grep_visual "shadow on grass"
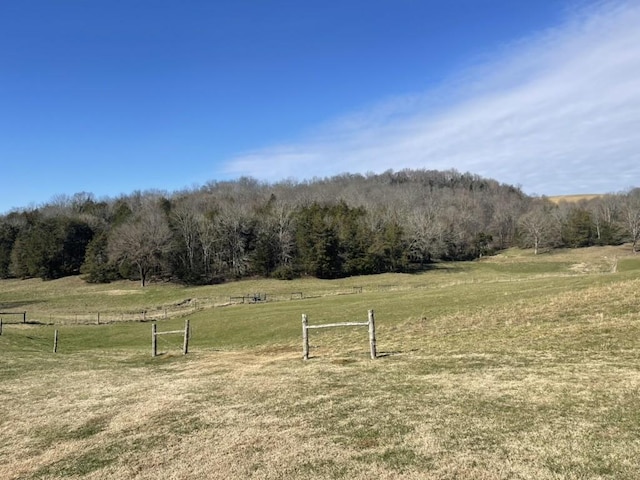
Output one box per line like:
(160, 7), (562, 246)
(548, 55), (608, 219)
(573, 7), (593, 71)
(303, 350), (410, 361)
(376, 350), (409, 358)
(0, 300), (44, 310)
(404, 262), (460, 274)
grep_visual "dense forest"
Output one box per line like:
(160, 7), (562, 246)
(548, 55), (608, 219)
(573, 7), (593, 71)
(0, 169), (638, 286)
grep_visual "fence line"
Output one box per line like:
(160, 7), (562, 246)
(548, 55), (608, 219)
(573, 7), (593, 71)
(8, 285), (372, 326)
(0, 311), (27, 323)
(302, 310), (377, 360)
(229, 293), (267, 304)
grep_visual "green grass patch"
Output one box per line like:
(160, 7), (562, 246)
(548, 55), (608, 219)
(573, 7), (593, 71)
(618, 256), (640, 272)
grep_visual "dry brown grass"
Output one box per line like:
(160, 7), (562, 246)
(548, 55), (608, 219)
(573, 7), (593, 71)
(2, 339), (639, 479)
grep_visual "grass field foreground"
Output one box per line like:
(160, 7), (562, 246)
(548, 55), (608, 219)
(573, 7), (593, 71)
(1, 245), (639, 479)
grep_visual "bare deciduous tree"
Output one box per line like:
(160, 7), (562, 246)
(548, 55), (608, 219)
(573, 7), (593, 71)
(620, 189), (640, 252)
(108, 207), (172, 286)
(406, 204), (444, 263)
(518, 205), (558, 255)
(171, 199), (200, 273)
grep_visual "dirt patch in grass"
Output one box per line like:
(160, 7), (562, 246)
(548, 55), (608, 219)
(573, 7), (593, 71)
(104, 289), (144, 296)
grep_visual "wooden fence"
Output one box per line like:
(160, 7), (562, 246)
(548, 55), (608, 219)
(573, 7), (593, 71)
(0, 321), (59, 352)
(152, 320), (190, 357)
(4, 286), (370, 326)
(230, 293), (267, 304)
(302, 309), (377, 360)
(0, 311), (27, 323)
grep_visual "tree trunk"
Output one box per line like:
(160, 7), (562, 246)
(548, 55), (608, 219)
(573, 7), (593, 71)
(139, 263), (147, 287)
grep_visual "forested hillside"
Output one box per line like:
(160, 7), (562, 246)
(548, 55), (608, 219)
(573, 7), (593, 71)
(0, 169), (638, 285)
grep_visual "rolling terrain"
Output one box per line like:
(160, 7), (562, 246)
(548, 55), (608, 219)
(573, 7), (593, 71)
(1, 245), (639, 479)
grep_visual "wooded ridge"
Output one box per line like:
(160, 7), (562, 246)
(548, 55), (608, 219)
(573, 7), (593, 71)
(1, 169), (638, 285)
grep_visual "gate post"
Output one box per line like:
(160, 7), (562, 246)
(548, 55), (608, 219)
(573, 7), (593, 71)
(302, 314), (309, 360)
(152, 324), (157, 357)
(183, 319), (190, 355)
(368, 310), (377, 359)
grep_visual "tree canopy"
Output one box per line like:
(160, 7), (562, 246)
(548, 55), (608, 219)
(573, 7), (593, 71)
(0, 170), (636, 285)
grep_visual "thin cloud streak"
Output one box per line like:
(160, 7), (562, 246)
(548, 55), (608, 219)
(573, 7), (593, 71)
(222, 1), (640, 195)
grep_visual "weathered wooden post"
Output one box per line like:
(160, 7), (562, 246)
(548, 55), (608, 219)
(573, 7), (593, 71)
(152, 324), (157, 357)
(302, 314), (309, 360)
(183, 319), (190, 355)
(97, 312), (100, 325)
(23, 311), (27, 323)
(0, 318), (3, 335)
(53, 329), (59, 353)
(368, 309), (377, 359)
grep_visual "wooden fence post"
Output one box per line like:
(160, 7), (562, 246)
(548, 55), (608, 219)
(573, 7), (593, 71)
(302, 314), (309, 360)
(53, 330), (59, 353)
(97, 312), (100, 325)
(368, 309), (377, 359)
(152, 324), (157, 357)
(23, 311), (27, 323)
(0, 318), (3, 336)
(183, 319), (190, 355)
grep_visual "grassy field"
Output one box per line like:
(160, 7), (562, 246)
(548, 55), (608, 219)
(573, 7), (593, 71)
(1, 245), (639, 479)
(547, 194), (603, 204)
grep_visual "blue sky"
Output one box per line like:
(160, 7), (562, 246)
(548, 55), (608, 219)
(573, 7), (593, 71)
(1, 0), (639, 214)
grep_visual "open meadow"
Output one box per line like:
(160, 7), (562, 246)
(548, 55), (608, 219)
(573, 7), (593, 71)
(1, 245), (640, 479)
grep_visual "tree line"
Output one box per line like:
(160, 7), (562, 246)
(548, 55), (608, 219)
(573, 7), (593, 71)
(0, 169), (638, 286)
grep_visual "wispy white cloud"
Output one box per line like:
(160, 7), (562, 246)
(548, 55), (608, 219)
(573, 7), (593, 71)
(222, 0), (640, 195)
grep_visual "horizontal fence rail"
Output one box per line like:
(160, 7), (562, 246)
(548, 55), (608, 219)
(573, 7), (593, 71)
(306, 321), (369, 329)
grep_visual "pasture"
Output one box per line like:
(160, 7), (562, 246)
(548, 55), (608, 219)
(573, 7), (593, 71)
(1, 245), (639, 479)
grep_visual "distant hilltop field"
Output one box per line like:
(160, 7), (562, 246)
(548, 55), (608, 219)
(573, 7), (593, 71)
(548, 194), (603, 204)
